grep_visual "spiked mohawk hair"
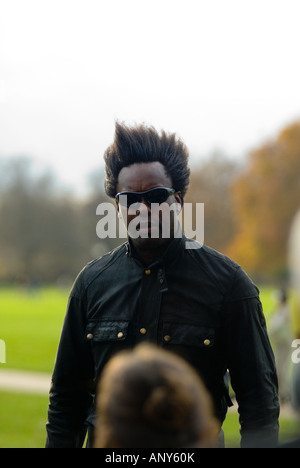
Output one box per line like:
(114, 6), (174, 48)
(104, 122), (190, 198)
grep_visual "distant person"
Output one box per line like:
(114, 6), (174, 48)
(269, 289), (293, 402)
(280, 362), (300, 448)
(46, 122), (279, 448)
(94, 343), (220, 448)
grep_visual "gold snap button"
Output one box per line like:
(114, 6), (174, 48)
(86, 333), (94, 340)
(164, 335), (171, 342)
(204, 339), (211, 346)
(140, 328), (147, 335)
(145, 269), (151, 275)
(117, 332), (124, 339)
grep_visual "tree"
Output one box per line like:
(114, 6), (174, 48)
(0, 157), (89, 283)
(185, 152), (240, 254)
(0, 156), (121, 283)
(227, 120), (300, 281)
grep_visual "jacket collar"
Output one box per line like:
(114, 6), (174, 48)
(126, 229), (187, 268)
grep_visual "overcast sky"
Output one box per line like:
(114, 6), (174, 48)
(1, 0), (300, 195)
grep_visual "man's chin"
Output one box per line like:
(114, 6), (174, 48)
(130, 235), (172, 250)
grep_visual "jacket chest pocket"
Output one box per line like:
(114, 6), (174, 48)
(84, 320), (129, 343)
(162, 322), (215, 348)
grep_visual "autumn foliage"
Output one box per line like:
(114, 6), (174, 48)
(186, 120), (300, 282)
(227, 121), (300, 280)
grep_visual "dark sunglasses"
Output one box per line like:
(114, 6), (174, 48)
(115, 187), (176, 208)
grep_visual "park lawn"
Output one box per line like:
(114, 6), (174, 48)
(0, 287), (68, 373)
(222, 407), (299, 448)
(0, 391), (49, 448)
(0, 390), (298, 448)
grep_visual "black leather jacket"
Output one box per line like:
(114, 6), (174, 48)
(46, 236), (279, 448)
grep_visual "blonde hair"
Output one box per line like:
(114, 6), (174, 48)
(94, 344), (219, 448)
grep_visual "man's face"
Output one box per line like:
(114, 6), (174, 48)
(116, 162), (182, 250)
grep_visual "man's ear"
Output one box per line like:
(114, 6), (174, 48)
(174, 191), (183, 215)
(175, 191), (183, 207)
(174, 191), (181, 203)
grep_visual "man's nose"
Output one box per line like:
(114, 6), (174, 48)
(136, 198), (151, 215)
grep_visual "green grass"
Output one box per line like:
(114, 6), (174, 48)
(0, 390), (298, 448)
(222, 408), (300, 448)
(0, 287), (68, 372)
(0, 287), (68, 447)
(0, 391), (49, 448)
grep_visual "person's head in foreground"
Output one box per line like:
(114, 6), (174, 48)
(94, 343), (220, 448)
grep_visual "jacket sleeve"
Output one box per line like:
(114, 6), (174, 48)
(223, 268), (280, 448)
(46, 279), (95, 448)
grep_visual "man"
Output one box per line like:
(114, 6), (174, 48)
(280, 361), (300, 448)
(46, 122), (279, 448)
